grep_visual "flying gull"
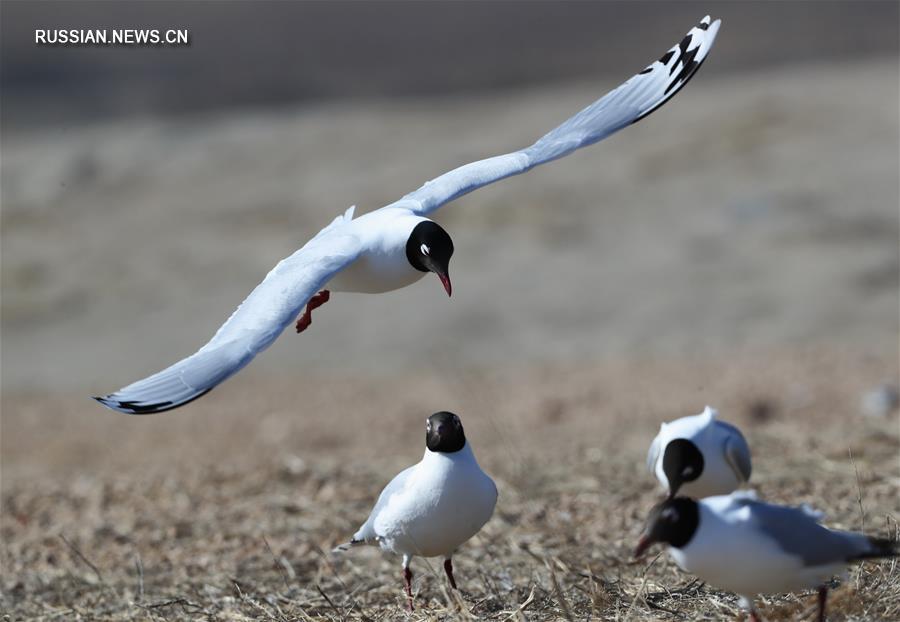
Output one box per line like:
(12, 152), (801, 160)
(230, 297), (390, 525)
(96, 16), (721, 414)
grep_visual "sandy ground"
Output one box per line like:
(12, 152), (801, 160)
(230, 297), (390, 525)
(2, 57), (899, 620)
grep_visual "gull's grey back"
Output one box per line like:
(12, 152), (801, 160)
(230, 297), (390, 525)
(739, 498), (870, 567)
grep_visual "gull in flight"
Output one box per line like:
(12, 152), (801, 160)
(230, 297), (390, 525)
(647, 406), (752, 498)
(96, 16), (721, 414)
(334, 412), (497, 610)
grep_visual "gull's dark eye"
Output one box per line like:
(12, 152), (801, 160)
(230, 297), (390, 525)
(420, 243), (430, 256)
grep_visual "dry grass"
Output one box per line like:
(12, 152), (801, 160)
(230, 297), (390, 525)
(2, 349), (899, 621)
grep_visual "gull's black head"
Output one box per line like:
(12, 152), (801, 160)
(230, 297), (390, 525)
(662, 438), (704, 497)
(425, 411), (466, 453)
(634, 496), (699, 557)
(406, 221), (454, 296)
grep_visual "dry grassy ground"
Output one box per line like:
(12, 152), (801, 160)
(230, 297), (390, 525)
(3, 349), (898, 621)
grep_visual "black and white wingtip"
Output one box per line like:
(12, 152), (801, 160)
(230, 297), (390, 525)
(93, 389), (212, 415)
(93, 338), (253, 414)
(633, 15), (721, 124)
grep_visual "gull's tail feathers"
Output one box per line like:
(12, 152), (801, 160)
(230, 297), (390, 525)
(853, 535), (899, 561)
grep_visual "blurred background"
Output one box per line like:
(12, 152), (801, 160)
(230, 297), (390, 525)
(2, 1), (898, 618)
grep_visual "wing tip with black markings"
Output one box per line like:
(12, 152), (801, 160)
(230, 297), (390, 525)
(93, 388), (212, 415)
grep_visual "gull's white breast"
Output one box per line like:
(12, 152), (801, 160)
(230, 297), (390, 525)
(328, 208), (428, 293)
(373, 444), (497, 558)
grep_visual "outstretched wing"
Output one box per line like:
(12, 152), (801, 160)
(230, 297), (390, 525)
(95, 223), (362, 414)
(399, 16), (720, 216)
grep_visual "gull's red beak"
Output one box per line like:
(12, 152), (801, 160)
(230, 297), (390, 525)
(634, 535), (653, 558)
(437, 272), (452, 297)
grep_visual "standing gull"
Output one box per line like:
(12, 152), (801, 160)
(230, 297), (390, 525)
(647, 406), (752, 498)
(95, 16), (721, 414)
(635, 492), (897, 621)
(335, 412), (497, 610)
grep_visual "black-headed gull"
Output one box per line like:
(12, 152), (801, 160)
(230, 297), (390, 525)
(647, 406), (752, 498)
(95, 16), (721, 414)
(635, 492), (898, 622)
(336, 412), (497, 610)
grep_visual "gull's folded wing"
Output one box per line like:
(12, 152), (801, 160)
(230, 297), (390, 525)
(738, 499), (872, 567)
(722, 427), (753, 483)
(401, 16), (720, 216)
(353, 465), (416, 543)
(95, 229), (362, 414)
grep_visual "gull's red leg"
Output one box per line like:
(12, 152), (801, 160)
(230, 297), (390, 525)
(443, 558), (458, 589)
(295, 290), (331, 333)
(404, 567), (414, 611)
